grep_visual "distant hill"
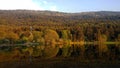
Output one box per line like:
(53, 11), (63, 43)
(0, 10), (120, 26)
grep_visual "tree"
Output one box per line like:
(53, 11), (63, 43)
(32, 31), (43, 42)
(117, 34), (120, 42)
(98, 34), (107, 42)
(42, 29), (59, 58)
(0, 31), (6, 40)
(0, 31), (6, 43)
(61, 30), (69, 40)
(28, 32), (34, 42)
(6, 32), (19, 44)
(98, 34), (108, 57)
(76, 29), (84, 41)
(20, 31), (34, 43)
(44, 29), (59, 46)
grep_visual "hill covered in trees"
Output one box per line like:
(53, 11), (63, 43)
(0, 10), (120, 60)
(0, 10), (120, 42)
(0, 10), (120, 26)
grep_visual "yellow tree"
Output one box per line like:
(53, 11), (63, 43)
(6, 32), (19, 44)
(98, 34), (108, 58)
(0, 31), (6, 40)
(0, 31), (6, 43)
(42, 29), (59, 58)
(32, 31), (44, 43)
(44, 29), (59, 46)
(20, 31), (34, 43)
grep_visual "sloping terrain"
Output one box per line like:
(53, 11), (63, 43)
(0, 10), (120, 26)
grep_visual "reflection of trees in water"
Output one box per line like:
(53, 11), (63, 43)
(70, 44), (85, 58)
(98, 43), (108, 58)
(42, 45), (59, 58)
(84, 44), (98, 59)
(108, 44), (120, 60)
(0, 42), (119, 61)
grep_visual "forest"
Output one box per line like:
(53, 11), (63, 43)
(0, 10), (120, 62)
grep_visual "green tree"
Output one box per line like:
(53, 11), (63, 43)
(32, 31), (45, 45)
(61, 30), (69, 40)
(20, 31), (34, 43)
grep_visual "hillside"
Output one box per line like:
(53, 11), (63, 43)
(0, 10), (120, 26)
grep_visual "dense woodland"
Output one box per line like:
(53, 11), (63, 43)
(0, 10), (120, 42)
(0, 10), (120, 60)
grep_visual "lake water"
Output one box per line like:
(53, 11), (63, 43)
(0, 43), (120, 68)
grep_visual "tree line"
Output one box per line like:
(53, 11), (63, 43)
(0, 22), (120, 44)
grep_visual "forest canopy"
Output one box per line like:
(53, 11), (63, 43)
(0, 10), (120, 43)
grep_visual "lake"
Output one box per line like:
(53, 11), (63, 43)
(0, 42), (120, 68)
